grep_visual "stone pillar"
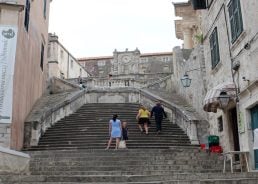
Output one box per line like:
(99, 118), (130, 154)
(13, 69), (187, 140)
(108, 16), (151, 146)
(188, 121), (200, 145)
(183, 27), (194, 49)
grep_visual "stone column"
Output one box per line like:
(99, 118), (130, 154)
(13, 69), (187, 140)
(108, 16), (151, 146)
(183, 27), (194, 49)
(188, 120), (200, 145)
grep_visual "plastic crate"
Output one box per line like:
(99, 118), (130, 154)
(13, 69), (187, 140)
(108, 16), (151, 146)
(210, 145), (223, 153)
(208, 135), (219, 144)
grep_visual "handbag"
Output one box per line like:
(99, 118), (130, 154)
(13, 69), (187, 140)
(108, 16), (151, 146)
(118, 140), (126, 149)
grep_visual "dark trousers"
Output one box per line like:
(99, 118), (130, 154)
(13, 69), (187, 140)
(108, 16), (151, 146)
(155, 118), (162, 131)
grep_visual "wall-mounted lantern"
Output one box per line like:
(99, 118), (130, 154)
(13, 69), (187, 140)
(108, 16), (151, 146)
(218, 91), (230, 109)
(181, 73), (192, 88)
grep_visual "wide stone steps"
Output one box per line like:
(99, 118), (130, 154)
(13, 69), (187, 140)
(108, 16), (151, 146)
(28, 103), (191, 150)
(2, 172), (258, 183)
(13, 103), (257, 184)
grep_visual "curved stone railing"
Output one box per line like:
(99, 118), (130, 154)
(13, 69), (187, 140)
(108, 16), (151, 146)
(24, 86), (201, 148)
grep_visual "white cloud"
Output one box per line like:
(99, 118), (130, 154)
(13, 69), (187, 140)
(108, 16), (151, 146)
(49, 0), (184, 57)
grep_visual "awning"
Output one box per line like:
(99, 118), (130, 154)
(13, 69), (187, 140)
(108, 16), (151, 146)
(203, 82), (236, 113)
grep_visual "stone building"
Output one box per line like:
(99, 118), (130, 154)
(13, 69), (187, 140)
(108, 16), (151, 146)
(174, 0), (258, 170)
(200, 0), (258, 170)
(48, 33), (89, 80)
(78, 48), (173, 78)
(0, 0), (51, 150)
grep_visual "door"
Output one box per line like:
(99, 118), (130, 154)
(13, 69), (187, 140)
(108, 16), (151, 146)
(251, 105), (258, 169)
(229, 108), (240, 152)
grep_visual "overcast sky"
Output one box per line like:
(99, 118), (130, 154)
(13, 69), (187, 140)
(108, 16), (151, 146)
(49, 0), (187, 58)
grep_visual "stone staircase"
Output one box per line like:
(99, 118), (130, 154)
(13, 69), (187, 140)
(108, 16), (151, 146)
(28, 103), (191, 150)
(1, 103), (258, 184)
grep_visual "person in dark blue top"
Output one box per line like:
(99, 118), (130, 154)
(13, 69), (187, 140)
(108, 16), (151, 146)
(151, 101), (167, 134)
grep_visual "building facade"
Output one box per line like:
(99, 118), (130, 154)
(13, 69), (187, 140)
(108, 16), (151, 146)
(174, 0), (258, 170)
(0, 0), (51, 150)
(48, 33), (89, 80)
(200, 0), (258, 170)
(78, 48), (173, 77)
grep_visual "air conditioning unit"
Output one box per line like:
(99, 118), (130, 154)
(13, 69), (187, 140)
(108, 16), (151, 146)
(191, 0), (207, 10)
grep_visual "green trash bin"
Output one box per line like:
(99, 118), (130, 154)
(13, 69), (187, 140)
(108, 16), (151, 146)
(208, 135), (219, 147)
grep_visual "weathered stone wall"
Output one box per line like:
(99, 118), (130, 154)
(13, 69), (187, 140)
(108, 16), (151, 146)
(0, 124), (11, 148)
(0, 146), (30, 174)
(171, 46), (207, 120)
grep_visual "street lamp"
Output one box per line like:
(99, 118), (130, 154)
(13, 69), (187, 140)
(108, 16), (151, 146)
(181, 73), (192, 87)
(218, 91), (230, 109)
(180, 67), (204, 88)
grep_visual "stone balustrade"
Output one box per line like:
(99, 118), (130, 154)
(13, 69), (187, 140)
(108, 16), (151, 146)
(24, 86), (201, 149)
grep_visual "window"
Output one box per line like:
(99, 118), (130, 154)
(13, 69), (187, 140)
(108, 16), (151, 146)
(43, 0), (47, 19)
(24, 0), (31, 32)
(209, 27), (220, 69)
(40, 44), (44, 71)
(228, 0), (243, 43)
(70, 60), (73, 68)
(162, 57), (169, 62)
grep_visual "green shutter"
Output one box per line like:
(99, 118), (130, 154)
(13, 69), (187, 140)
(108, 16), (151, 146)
(214, 28), (220, 66)
(210, 28), (220, 69)
(228, 0), (243, 43)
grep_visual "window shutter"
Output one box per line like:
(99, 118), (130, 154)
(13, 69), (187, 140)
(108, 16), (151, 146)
(210, 33), (215, 68)
(228, 2), (236, 42)
(214, 29), (220, 66)
(210, 28), (220, 69)
(228, 0), (243, 43)
(235, 0), (243, 36)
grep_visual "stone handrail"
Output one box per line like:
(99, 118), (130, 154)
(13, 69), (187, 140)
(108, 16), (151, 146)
(145, 75), (172, 88)
(139, 89), (200, 144)
(24, 90), (86, 148)
(24, 87), (201, 148)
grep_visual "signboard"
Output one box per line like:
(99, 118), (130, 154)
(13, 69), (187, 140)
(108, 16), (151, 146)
(0, 26), (18, 123)
(238, 111), (245, 134)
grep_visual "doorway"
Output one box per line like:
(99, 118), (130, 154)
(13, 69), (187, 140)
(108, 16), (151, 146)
(251, 105), (258, 169)
(228, 107), (240, 152)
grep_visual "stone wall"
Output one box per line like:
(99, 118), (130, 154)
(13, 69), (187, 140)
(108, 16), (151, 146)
(0, 124), (10, 148)
(0, 146), (30, 174)
(171, 46), (208, 120)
